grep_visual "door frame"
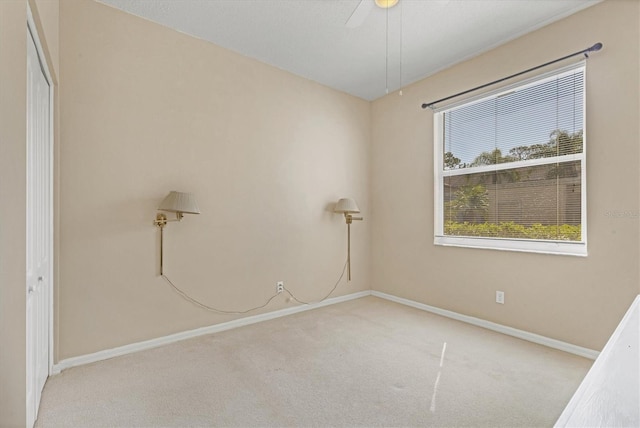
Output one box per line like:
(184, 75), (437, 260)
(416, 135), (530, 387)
(26, 2), (54, 377)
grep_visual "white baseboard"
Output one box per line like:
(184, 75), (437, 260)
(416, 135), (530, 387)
(371, 291), (599, 360)
(52, 290), (371, 374)
(53, 288), (599, 374)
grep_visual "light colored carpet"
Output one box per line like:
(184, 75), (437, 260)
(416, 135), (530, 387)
(36, 296), (591, 427)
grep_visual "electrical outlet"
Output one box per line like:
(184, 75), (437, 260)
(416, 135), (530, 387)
(277, 281), (284, 294)
(496, 291), (505, 304)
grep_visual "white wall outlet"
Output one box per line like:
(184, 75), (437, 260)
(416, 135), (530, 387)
(496, 290), (505, 304)
(277, 281), (284, 294)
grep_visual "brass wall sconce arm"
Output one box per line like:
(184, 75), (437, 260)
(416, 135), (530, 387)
(154, 211), (186, 228)
(344, 213), (363, 224)
(334, 198), (363, 281)
(154, 191), (200, 275)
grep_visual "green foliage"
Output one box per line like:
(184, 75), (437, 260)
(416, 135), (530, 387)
(448, 130), (584, 168)
(470, 148), (516, 166)
(507, 130), (583, 160)
(442, 129), (584, 243)
(446, 184), (489, 223)
(444, 152), (461, 169)
(549, 130), (584, 156)
(469, 148), (520, 183)
(446, 130), (584, 184)
(444, 221), (581, 241)
(508, 144), (552, 160)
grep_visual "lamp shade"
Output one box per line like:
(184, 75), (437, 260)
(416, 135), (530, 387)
(334, 198), (360, 214)
(158, 191), (201, 214)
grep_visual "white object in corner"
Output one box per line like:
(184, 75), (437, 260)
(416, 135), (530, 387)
(555, 295), (640, 427)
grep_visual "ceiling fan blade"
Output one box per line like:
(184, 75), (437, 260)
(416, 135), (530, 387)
(345, 0), (374, 28)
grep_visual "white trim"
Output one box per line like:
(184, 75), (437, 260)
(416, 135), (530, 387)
(27, 7), (53, 86)
(442, 153), (584, 177)
(433, 112), (444, 238)
(371, 291), (599, 360)
(434, 235), (587, 257)
(27, 3), (55, 378)
(52, 289), (599, 375)
(52, 290), (371, 374)
(579, 64), (588, 254)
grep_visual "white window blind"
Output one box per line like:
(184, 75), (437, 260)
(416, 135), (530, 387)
(434, 64), (586, 256)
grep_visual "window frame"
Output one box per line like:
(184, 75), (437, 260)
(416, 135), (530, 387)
(433, 63), (587, 257)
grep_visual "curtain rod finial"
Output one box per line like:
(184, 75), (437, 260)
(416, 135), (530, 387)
(590, 42), (603, 52)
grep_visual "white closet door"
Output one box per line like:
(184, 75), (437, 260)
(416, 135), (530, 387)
(26, 24), (52, 428)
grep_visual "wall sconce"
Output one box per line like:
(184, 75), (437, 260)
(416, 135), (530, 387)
(153, 191), (200, 275)
(334, 198), (363, 281)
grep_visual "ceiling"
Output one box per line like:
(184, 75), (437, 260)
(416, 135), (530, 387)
(96, 0), (600, 101)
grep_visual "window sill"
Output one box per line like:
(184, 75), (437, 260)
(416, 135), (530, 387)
(434, 235), (587, 257)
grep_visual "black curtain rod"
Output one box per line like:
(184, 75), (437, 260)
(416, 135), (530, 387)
(421, 42), (603, 110)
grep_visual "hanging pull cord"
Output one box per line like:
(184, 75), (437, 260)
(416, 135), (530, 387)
(161, 259), (348, 315)
(385, 5), (389, 94)
(398, 0), (403, 96)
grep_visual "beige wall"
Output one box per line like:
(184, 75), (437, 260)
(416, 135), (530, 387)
(0, 0), (58, 426)
(58, 0), (371, 360)
(0, 3), (28, 424)
(371, 0), (640, 351)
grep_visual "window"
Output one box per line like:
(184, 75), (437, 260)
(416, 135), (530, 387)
(434, 64), (586, 256)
